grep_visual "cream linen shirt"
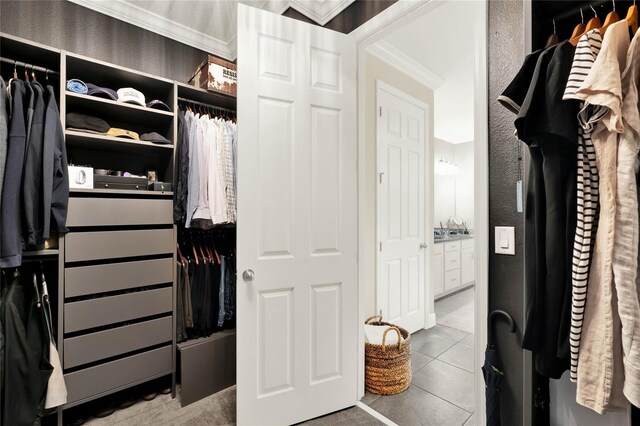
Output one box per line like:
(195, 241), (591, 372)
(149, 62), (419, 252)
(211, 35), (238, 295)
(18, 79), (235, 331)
(574, 20), (630, 414)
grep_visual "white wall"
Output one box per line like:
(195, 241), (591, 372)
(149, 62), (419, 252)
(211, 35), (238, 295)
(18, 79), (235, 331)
(455, 141), (474, 227)
(550, 375), (630, 426)
(434, 139), (474, 229)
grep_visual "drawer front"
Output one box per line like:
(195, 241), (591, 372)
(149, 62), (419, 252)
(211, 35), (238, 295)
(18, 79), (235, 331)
(461, 238), (474, 249)
(65, 258), (173, 298)
(64, 317), (172, 369)
(179, 331), (236, 406)
(65, 229), (173, 262)
(433, 242), (444, 254)
(67, 197), (173, 227)
(444, 241), (461, 252)
(65, 287), (172, 333)
(65, 345), (172, 404)
(444, 269), (461, 292)
(444, 251), (460, 271)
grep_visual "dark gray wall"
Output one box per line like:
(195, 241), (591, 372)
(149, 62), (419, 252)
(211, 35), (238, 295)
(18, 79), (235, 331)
(488, 1), (527, 425)
(0, 0), (208, 83)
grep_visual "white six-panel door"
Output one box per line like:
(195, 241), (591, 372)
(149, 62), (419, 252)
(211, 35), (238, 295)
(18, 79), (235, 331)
(377, 81), (428, 334)
(237, 5), (358, 425)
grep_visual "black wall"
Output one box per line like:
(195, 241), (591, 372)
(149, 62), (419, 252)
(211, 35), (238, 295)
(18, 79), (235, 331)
(0, 0), (208, 83)
(488, 1), (527, 425)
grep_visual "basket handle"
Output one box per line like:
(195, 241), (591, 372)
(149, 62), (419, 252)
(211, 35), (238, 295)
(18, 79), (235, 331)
(365, 315), (383, 324)
(381, 327), (402, 352)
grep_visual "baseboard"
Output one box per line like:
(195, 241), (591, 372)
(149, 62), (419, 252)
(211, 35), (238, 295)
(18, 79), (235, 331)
(356, 401), (399, 426)
(426, 313), (437, 329)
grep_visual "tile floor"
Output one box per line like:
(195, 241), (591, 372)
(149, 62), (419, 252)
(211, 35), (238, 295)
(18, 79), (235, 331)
(364, 287), (476, 426)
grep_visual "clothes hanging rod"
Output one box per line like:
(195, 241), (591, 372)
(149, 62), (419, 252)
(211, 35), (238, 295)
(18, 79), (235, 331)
(545, 0), (613, 23)
(0, 56), (59, 76)
(177, 96), (236, 113)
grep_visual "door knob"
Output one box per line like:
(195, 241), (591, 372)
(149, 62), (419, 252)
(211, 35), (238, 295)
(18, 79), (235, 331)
(420, 243), (428, 249)
(242, 269), (255, 281)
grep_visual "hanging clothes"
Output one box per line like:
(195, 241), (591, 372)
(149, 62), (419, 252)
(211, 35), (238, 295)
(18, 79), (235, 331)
(0, 79), (8, 231)
(573, 20), (630, 414)
(562, 28), (603, 384)
(1, 79), (28, 268)
(177, 105), (237, 228)
(501, 39), (579, 380)
(1, 269), (52, 426)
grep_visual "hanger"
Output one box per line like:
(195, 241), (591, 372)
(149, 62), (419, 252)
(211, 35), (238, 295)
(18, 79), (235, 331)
(545, 19), (559, 48)
(12, 60), (17, 80)
(31, 64), (37, 82)
(571, 8), (587, 39)
(600, 0), (620, 36)
(45, 69), (49, 83)
(627, 0), (639, 34)
(572, 4), (602, 45)
(191, 235), (200, 265)
(23, 63), (29, 81)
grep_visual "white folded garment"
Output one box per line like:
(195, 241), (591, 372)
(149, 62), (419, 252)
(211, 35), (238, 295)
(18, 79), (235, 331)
(364, 324), (403, 346)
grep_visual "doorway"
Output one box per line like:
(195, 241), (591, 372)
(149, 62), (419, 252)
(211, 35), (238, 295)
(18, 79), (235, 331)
(357, 1), (488, 425)
(376, 80), (429, 334)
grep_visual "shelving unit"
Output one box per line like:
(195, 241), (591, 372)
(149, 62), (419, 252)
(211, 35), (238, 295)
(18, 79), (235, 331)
(1, 31), (238, 423)
(61, 47), (178, 419)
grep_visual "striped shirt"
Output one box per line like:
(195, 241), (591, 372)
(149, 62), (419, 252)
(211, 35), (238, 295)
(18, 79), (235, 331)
(562, 29), (605, 383)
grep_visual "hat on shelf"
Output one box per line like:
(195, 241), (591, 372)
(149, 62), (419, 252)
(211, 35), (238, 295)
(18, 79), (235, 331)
(86, 83), (118, 101)
(117, 87), (146, 107)
(66, 79), (88, 95)
(66, 113), (110, 133)
(140, 132), (171, 144)
(146, 100), (171, 111)
(107, 127), (140, 140)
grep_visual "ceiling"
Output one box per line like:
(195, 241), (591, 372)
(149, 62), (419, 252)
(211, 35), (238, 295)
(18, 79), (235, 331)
(374, 0), (481, 144)
(67, 0), (356, 60)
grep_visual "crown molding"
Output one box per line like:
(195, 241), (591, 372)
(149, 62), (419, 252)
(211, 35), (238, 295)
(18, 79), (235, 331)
(289, 0), (356, 26)
(367, 40), (445, 90)
(68, 0), (236, 59)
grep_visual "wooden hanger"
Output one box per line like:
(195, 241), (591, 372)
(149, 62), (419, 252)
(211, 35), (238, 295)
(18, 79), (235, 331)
(572, 5), (602, 45)
(627, 0), (639, 34)
(571, 8), (586, 39)
(545, 19), (559, 48)
(600, 0), (620, 36)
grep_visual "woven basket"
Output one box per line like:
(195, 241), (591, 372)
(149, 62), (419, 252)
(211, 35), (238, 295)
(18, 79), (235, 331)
(364, 316), (412, 395)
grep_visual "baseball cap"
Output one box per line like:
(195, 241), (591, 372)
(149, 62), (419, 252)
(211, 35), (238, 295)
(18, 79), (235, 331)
(140, 132), (171, 144)
(66, 113), (110, 133)
(117, 87), (146, 107)
(107, 127), (140, 140)
(146, 100), (171, 111)
(86, 83), (118, 101)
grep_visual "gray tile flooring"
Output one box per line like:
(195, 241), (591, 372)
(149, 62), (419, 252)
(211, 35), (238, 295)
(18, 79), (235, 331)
(364, 287), (476, 426)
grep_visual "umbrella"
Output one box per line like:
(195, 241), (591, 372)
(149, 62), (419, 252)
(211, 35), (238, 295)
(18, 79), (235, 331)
(483, 310), (516, 426)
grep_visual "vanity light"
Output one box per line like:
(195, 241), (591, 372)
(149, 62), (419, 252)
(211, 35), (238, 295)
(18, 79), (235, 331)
(434, 157), (459, 176)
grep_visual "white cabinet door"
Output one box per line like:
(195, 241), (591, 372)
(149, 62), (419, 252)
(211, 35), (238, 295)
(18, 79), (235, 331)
(237, 4), (357, 425)
(461, 247), (475, 284)
(376, 82), (428, 334)
(433, 250), (444, 297)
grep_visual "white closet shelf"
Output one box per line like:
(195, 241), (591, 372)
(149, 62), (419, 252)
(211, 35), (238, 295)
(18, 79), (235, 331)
(65, 130), (173, 152)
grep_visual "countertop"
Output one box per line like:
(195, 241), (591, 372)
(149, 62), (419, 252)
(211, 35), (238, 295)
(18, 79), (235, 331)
(433, 234), (474, 244)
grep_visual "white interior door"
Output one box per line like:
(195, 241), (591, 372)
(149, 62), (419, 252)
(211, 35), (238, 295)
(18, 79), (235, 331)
(377, 81), (427, 334)
(237, 5), (357, 425)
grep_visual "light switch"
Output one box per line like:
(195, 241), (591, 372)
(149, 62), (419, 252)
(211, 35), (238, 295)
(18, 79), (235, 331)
(495, 226), (515, 255)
